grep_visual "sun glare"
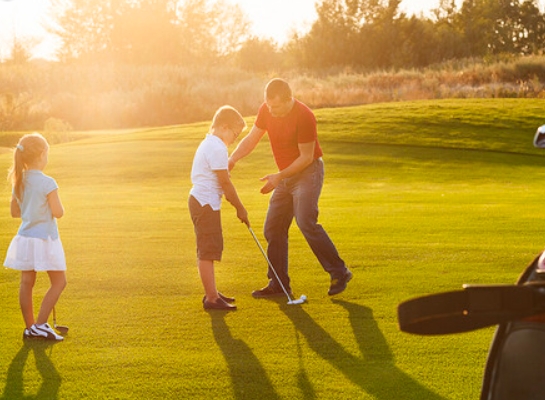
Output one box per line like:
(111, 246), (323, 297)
(0, 0), (53, 60)
(228, 0), (318, 44)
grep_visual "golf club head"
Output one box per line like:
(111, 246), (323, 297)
(288, 295), (307, 305)
(55, 325), (69, 335)
(398, 283), (545, 335)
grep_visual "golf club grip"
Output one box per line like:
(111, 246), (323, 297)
(398, 284), (545, 335)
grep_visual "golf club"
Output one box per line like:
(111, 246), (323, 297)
(53, 307), (69, 335)
(398, 283), (545, 335)
(248, 226), (307, 305)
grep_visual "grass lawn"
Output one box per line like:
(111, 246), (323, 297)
(1, 98), (544, 399)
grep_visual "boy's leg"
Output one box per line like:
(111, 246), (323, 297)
(198, 258), (236, 309)
(198, 259), (219, 302)
(189, 195), (227, 304)
(36, 271), (67, 325)
(20, 271), (37, 329)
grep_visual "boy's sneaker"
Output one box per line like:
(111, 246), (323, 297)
(328, 270), (353, 295)
(252, 285), (292, 298)
(202, 292), (235, 304)
(203, 297), (237, 311)
(30, 323), (64, 341)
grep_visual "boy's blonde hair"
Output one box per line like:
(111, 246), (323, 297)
(211, 105), (247, 131)
(8, 133), (49, 201)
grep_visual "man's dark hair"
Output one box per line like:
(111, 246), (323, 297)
(265, 78), (292, 101)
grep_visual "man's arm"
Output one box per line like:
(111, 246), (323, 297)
(228, 125), (266, 171)
(215, 169), (250, 226)
(259, 141), (315, 194)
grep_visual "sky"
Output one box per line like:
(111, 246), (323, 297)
(0, 0), (508, 61)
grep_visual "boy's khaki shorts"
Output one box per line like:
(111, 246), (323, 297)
(189, 195), (223, 261)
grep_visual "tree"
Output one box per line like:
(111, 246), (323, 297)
(236, 37), (281, 72)
(211, 0), (251, 57)
(300, 0), (365, 68)
(4, 37), (34, 65)
(517, 0), (545, 54)
(50, 0), (250, 65)
(430, 0), (467, 61)
(110, 0), (180, 64)
(392, 16), (438, 68)
(363, 0), (403, 68)
(176, 0), (250, 64)
(298, 0), (406, 69)
(495, 0), (545, 55)
(454, 0), (545, 57)
(49, 0), (115, 62)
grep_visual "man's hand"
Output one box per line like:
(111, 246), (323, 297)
(260, 173), (282, 194)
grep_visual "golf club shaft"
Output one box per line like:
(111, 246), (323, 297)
(248, 227), (294, 302)
(52, 306), (69, 334)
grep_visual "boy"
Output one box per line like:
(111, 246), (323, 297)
(189, 105), (249, 310)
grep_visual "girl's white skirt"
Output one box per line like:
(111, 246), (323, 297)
(4, 235), (66, 271)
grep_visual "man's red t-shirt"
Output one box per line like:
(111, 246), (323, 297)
(255, 99), (323, 171)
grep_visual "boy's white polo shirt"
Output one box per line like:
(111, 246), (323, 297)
(189, 134), (228, 211)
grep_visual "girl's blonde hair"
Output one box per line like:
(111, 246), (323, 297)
(8, 133), (49, 201)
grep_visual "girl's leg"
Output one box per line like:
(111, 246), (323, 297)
(198, 259), (219, 302)
(20, 271), (37, 329)
(35, 271), (67, 325)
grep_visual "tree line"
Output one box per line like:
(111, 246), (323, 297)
(298, 0), (545, 70)
(4, 0), (545, 71)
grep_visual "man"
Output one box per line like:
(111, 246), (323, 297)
(229, 78), (352, 297)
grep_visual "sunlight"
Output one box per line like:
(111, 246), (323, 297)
(228, 0), (317, 44)
(0, 0), (53, 60)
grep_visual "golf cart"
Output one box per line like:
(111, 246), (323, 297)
(398, 253), (545, 400)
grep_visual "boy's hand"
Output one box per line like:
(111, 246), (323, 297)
(237, 207), (250, 227)
(228, 158), (236, 171)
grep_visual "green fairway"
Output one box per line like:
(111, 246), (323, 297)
(1, 99), (544, 399)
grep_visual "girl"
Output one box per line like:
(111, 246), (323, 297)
(4, 133), (67, 341)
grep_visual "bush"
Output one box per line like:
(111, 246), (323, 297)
(1, 56), (545, 131)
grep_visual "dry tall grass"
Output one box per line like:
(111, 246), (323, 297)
(1, 55), (544, 131)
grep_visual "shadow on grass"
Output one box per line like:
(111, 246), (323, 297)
(281, 299), (445, 400)
(210, 313), (281, 400)
(2, 341), (62, 399)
